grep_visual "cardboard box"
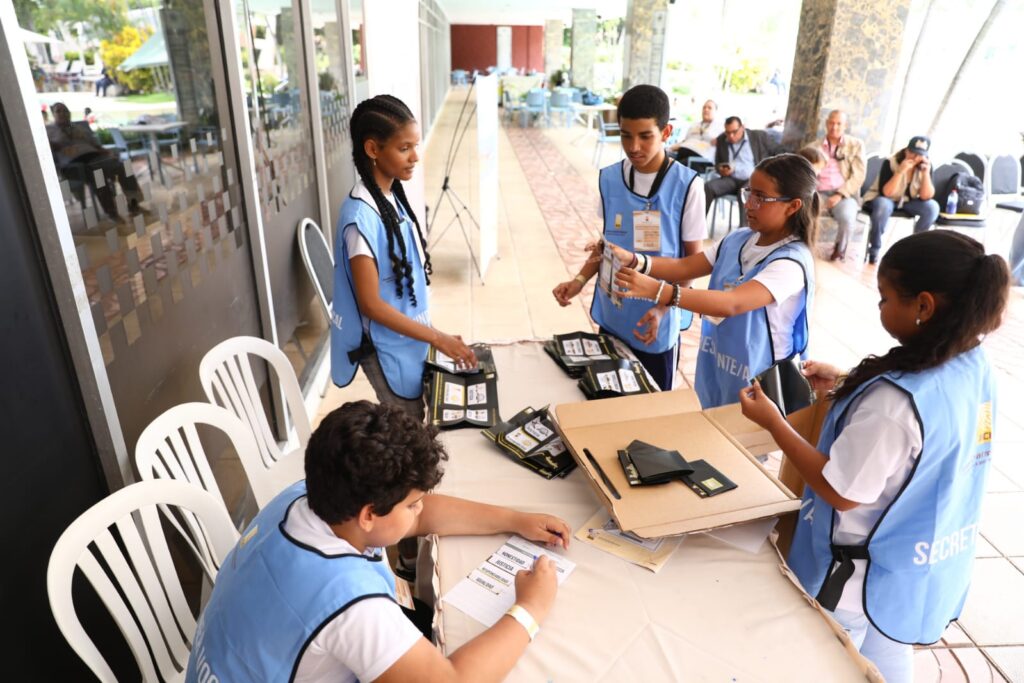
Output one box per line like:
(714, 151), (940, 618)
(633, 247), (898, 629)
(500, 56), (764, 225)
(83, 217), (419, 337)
(555, 389), (803, 538)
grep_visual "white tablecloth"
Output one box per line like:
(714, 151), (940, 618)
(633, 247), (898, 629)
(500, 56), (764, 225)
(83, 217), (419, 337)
(428, 342), (878, 682)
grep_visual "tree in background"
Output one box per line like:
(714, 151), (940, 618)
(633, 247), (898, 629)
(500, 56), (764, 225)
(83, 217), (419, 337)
(100, 25), (155, 93)
(15, 0), (128, 38)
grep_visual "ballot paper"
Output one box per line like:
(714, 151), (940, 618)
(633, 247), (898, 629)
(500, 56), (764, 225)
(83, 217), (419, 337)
(441, 536), (576, 627)
(574, 508), (684, 573)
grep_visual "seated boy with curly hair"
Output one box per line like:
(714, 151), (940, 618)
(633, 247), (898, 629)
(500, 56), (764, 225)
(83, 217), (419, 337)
(187, 400), (569, 682)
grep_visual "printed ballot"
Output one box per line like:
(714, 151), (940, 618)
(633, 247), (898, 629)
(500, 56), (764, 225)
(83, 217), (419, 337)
(427, 370), (499, 429)
(442, 536), (576, 628)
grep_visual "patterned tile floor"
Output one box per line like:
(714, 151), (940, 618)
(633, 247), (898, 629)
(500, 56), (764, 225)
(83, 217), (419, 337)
(318, 89), (1024, 682)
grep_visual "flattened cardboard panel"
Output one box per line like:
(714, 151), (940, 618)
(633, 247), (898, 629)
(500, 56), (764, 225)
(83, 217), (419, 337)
(556, 391), (800, 537)
(556, 389), (701, 429)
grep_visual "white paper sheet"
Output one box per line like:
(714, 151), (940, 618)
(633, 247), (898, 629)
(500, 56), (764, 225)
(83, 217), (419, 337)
(700, 517), (778, 554)
(441, 536), (576, 627)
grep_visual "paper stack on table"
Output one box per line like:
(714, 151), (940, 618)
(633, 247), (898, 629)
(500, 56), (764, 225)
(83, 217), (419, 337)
(574, 508), (684, 573)
(441, 536), (576, 627)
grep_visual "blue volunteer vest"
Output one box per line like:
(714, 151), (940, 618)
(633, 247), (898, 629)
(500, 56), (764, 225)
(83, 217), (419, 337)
(185, 481), (397, 682)
(331, 191), (430, 399)
(789, 345), (994, 644)
(592, 159), (698, 354)
(694, 228), (814, 408)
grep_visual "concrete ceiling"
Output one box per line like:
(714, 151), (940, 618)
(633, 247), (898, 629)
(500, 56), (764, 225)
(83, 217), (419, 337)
(437, 0), (628, 25)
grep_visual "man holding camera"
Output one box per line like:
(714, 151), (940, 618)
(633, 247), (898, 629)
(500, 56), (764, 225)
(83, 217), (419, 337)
(706, 116), (782, 226)
(862, 135), (938, 264)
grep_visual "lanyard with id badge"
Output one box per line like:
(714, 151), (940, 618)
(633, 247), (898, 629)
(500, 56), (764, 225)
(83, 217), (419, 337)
(628, 155), (672, 253)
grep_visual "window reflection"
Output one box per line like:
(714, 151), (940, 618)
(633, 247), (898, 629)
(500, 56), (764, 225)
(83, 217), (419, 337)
(349, 0), (368, 102)
(31, 0), (245, 365)
(238, 0), (314, 221)
(311, 0), (352, 231)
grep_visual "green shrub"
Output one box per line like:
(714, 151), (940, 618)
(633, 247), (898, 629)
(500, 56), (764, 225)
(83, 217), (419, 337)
(64, 50), (80, 61)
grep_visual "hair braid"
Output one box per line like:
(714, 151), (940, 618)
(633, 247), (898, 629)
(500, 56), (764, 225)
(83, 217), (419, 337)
(349, 95), (423, 306)
(392, 181), (433, 280)
(832, 231), (1009, 401)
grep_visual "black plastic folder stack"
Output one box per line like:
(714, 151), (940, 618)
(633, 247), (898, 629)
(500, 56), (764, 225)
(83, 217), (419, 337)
(544, 332), (621, 378)
(425, 344), (497, 376)
(481, 407), (577, 479)
(425, 343), (499, 429)
(577, 359), (655, 400)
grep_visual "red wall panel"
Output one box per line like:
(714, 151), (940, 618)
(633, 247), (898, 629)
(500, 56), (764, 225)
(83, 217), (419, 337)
(450, 24), (546, 74)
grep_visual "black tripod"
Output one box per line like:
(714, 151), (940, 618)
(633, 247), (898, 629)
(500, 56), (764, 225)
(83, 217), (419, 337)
(427, 76), (484, 278)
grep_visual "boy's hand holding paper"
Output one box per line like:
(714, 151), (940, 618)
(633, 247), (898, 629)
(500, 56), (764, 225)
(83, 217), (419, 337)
(512, 512), (571, 550)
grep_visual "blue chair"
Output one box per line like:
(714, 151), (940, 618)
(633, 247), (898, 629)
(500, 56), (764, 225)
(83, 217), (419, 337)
(501, 89), (525, 127)
(592, 116), (621, 167)
(524, 88), (549, 127)
(549, 90), (573, 128)
(451, 69), (468, 86)
(109, 128), (152, 177)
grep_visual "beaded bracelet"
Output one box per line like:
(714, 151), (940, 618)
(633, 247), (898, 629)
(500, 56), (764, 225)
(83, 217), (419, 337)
(670, 283), (682, 308)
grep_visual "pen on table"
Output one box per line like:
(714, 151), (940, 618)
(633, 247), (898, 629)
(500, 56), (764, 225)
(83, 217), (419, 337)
(583, 447), (621, 500)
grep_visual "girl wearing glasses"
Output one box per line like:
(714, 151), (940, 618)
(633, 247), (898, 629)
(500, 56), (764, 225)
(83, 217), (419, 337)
(613, 153), (818, 408)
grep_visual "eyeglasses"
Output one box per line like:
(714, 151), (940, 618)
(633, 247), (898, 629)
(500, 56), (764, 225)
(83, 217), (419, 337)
(740, 187), (793, 209)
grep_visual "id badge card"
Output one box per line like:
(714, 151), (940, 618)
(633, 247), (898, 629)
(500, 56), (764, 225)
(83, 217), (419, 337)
(632, 210), (661, 252)
(393, 576), (415, 609)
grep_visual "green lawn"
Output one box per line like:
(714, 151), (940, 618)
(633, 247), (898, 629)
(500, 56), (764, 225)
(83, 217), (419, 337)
(116, 92), (175, 104)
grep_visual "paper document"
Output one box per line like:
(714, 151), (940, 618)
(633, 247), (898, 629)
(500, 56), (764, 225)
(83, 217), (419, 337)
(441, 536), (576, 627)
(700, 517), (778, 554)
(574, 508), (683, 573)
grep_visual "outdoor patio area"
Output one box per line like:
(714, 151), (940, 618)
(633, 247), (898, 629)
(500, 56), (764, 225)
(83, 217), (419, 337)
(318, 87), (1024, 683)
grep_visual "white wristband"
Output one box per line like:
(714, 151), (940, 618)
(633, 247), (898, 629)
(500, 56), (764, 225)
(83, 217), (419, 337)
(654, 279), (666, 304)
(505, 603), (540, 640)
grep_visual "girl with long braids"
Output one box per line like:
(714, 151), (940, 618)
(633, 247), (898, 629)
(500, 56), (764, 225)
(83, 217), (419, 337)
(612, 153), (818, 408)
(739, 231), (1010, 683)
(331, 94), (476, 420)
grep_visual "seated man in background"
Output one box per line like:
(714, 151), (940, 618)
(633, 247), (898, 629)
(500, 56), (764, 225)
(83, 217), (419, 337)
(187, 400), (570, 683)
(706, 116), (782, 225)
(46, 101), (142, 220)
(862, 135), (938, 264)
(668, 98), (721, 162)
(816, 110), (865, 261)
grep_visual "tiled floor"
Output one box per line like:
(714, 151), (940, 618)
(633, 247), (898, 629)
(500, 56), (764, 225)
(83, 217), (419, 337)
(316, 88), (1024, 682)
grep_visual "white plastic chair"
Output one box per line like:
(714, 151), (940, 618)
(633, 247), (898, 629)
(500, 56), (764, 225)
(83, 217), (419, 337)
(135, 402), (256, 544)
(199, 336), (310, 506)
(297, 217), (334, 322)
(47, 480), (238, 683)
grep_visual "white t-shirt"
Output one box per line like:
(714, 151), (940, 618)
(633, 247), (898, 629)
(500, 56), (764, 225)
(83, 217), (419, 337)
(821, 381), (922, 612)
(343, 180), (402, 260)
(703, 233), (808, 360)
(596, 159), (709, 245)
(284, 498), (423, 683)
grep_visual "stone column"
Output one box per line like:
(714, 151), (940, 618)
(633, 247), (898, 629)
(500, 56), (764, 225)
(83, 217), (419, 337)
(622, 0), (669, 91)
(782, 0), (911, 152)
(544, 19), (564, 81)
(570, 8), (596, 90)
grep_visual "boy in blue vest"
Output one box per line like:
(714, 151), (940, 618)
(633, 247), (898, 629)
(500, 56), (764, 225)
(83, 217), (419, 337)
(187, 400), (570, 682)
(553, 84), (707, 390)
